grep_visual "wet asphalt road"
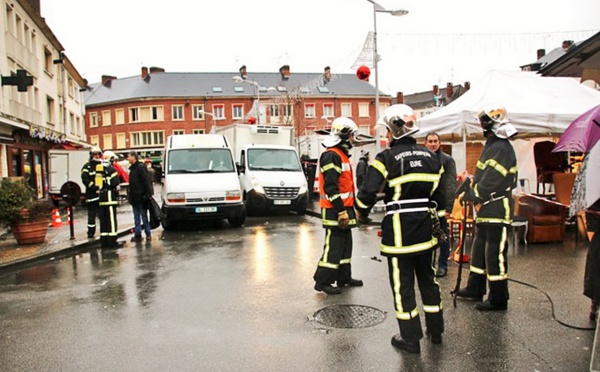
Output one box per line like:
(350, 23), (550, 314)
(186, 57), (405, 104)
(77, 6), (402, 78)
(0, 213), (596, 372)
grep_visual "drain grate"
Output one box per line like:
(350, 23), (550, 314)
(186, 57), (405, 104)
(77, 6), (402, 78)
(313, 304), (386, 328)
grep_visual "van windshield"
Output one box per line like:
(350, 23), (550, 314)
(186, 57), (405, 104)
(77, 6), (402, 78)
(247, 148), (301, 171)
(167, 149), (235, 174)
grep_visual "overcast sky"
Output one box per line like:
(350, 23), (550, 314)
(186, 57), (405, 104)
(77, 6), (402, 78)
(41, 0), (600, 94)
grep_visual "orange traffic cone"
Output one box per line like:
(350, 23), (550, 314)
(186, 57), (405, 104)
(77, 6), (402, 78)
(67, 208), (71, 224)
(52, 209), (63, 228)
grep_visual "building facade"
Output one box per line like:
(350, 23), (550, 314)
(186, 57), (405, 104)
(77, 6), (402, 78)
(83, 66), (392, 158)
(1, 0), (87, 198)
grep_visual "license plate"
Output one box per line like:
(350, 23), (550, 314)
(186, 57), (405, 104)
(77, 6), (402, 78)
(273, 200), (291, 205)
(195, 207), (217, 213)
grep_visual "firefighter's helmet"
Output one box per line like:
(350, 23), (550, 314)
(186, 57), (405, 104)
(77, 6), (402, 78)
(376, 104), (419, 140)
(322, 117), (359, 148)
(90, 146), (102, 158)
(477, 104), (508, 130)
(103, 150), (118, 163)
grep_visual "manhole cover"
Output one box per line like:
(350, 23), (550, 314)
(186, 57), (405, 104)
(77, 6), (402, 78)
(313, 304), (386, 328)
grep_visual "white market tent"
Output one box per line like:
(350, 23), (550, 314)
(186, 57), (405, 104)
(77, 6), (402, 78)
(416, 70), (600, 190)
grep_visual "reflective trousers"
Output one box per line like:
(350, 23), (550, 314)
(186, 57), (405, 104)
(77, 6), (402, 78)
(313, 227), (353, 285)
(99, 204), (118, 248)
(387, 251), (444, 342)
(86, 200), (99, 237)
(467, 223), (510, 304)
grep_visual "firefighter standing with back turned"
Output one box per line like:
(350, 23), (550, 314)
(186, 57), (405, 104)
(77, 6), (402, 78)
(456, 104), (518, 311)
(356, 104), (445, 354)
(98, 151), (121, 248)
(313, 117), (363, 295)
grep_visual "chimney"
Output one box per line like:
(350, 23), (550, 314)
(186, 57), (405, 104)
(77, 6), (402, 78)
(432, 85), (439, 96)
(446, 82), (453, 98)
(141, 66), (148, 79)
(149, 66), (165, 74)
(536, 49), (546, 60)
(239, 65), (247, 79)
(279, 65), (290, 80)
(396, 92), (404, 104)
(101, 75), (117, 87)
(323, 66), (331, 83)
(464, 81), (470, 91)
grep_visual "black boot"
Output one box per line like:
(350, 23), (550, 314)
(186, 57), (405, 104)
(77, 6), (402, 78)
(456, 272), (486, 301)
(391, 334), (420, 354)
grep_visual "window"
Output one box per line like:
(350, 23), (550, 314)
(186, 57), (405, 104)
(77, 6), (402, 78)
(323, 103), (334, 118)
(212, 104), (225, 119)
(90, 135), (99, 146)
(15, 15), (22, 44)
(115, 109), (124, 124)
(67, 77), (74, 97)
(103, 134), (112, 149)
(270, 104), (279, 117)
(151, 106), (163, 121)
(232, 104), (244, 119)
(130, 107), (139, 122)
(172, 130), (185, 135)
(300, 87), (310, 94)
(283, 104), (293, 121)
(130, 131), (165, 147)
(116, 133), (126, 149)
(359, 125), (370, 136)
(317, 86), (330, 93)
(69, 113), (75, 134)
(304, 104), (315, 118)
(341, 103), (352, 117)
(46, 96), (55, 125)
(358, 103), (370, 118)
(192, 105), (205, 120)
(212, 86), (223, 93)
(172, 105), (184, 120)
(192, 129), (205, 135)
(234, 86), (244, 93)
(44, 48), (52, 75)
(277, 86), (287, 92)
(102, 110), (111, 126)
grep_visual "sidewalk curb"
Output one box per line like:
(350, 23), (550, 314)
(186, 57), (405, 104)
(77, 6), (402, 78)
(0, 225), (135, 272)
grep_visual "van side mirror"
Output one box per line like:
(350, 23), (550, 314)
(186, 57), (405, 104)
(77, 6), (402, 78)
(237, 162), (245, 174)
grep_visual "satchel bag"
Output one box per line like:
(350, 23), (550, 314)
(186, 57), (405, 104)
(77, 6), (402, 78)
(148, 196), (162, 230)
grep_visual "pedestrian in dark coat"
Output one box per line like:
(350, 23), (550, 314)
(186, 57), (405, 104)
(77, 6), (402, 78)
(127, 151), (153, 241)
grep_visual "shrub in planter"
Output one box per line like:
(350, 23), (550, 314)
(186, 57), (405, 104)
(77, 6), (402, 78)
(0, 178), (53, 244)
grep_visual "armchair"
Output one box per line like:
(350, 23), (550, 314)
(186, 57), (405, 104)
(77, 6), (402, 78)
(517, 194), (567, 243)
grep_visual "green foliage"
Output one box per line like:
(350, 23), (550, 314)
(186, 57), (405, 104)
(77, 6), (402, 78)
(0, 178), (49, 227)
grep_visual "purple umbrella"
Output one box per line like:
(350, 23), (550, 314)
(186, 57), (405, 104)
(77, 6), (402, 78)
(553, 104), (600, 153)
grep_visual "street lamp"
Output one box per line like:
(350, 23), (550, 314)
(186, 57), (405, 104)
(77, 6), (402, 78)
(367, 0), (408, 153)
(198, 110), (216, 133)
(232, 76), (261, 125)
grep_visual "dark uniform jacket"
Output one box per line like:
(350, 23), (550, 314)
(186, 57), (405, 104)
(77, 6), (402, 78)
(98, 162), (120, 207)
(356, 137), (444, 256)
(472, 135), (518, 225)
(81, 159), (102, 203)
(436, 149), (457, 214)
(128, 161), (154, 205)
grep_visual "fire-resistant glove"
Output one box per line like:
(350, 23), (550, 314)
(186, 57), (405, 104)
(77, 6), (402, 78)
(356, 209), (372, 225)
(338, 210), (350, 229)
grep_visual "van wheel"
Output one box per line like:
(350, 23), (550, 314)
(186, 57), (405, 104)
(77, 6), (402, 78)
(228, 215), (246, 228)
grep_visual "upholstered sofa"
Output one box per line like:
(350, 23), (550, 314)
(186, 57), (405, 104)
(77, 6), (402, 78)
(517, 194), (567, 243)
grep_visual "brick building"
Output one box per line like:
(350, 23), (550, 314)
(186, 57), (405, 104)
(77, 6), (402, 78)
(84, 66), (392, 158)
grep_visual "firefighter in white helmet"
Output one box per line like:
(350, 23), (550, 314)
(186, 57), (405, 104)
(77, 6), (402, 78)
(455, 104), (518, 311)
(355, 104), (445, 354)
(81, 146), (103, 238)
(313, 117), (363, 295)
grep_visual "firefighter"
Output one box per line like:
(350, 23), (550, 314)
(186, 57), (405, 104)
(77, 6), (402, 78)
(81, 146), (103, 238)
(456, 104), (518, 311)
(355, 104), (445, 354)
(98, 151), (121, 248)
(313, 117), (363, 295)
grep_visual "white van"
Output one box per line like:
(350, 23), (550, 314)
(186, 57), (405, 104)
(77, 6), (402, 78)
(161, 134), (246, 229)
(238, 144), (309, 215)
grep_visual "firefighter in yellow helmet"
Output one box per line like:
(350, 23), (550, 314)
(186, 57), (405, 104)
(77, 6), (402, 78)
(355, 104), (445, 354)
(456, 104), (518, 311)
(313, 117), (363, 295)
(81, 146), (103, 238)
